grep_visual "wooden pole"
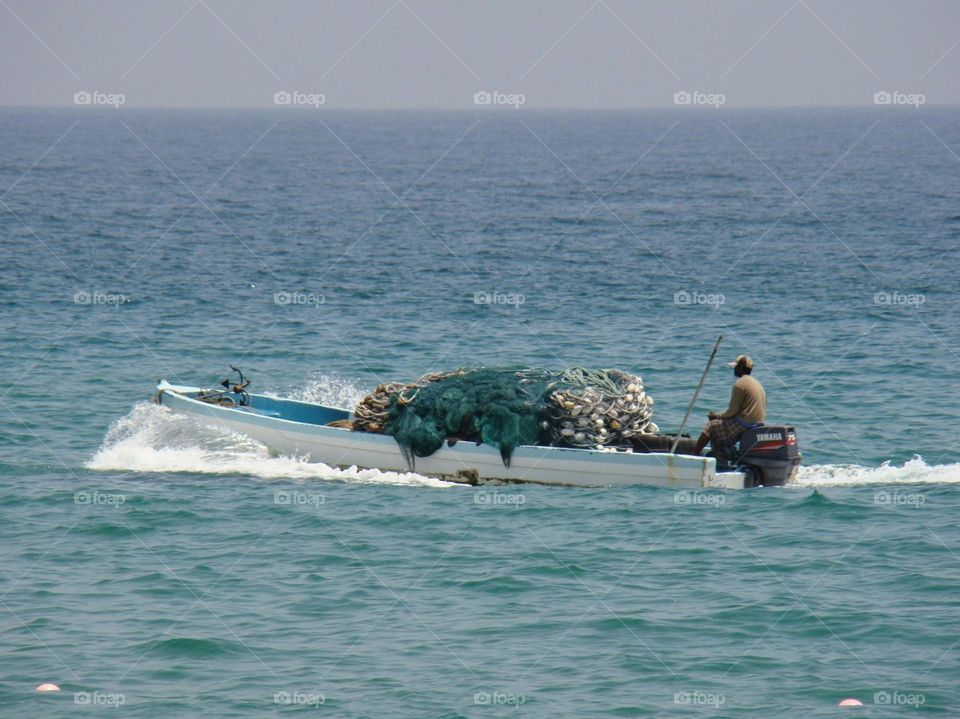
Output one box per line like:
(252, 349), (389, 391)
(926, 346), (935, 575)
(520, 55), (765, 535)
(671, 335), (724, 454)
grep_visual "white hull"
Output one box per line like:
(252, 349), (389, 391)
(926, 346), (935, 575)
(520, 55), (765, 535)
(156, 382), (745, 489)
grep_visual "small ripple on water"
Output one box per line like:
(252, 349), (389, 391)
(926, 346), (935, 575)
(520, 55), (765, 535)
(135, 636), (248, 659)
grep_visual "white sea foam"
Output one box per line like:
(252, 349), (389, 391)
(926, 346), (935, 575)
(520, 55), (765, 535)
(86, 376), (452, 488)
(797, 456), (960, 487)
(286, 372), (366, 410)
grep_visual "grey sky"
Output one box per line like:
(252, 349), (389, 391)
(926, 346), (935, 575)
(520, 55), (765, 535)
(2, 0), (958, 108)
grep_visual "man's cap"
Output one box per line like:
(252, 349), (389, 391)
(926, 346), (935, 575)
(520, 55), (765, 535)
(727, 354), (753, 370)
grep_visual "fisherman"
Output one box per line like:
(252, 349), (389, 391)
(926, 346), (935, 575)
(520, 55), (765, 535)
(693, 354), (765, 460)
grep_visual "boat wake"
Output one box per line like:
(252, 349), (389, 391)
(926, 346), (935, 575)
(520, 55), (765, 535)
(88, 376), (960, 489)
(796, 457), (960, 487)
(86, 376), (453, 488)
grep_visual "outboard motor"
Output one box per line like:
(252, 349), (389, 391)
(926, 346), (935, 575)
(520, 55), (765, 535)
(734, 426), (801, 487)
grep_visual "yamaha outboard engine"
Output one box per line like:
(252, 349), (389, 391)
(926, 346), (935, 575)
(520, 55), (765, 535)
(735, 426), (801, 487)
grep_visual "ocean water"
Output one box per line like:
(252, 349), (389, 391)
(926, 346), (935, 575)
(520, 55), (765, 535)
(1, 107), (959, 716)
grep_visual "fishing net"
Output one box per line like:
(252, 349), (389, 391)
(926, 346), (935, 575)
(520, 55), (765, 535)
(352, 367), (658, 467)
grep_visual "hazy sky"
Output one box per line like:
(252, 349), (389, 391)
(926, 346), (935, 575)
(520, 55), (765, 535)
(2, 0), (958, 108)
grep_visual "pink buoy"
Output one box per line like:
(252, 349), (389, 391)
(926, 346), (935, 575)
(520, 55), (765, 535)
(838, 698), (863, 707)
(36, 683), (61, 692)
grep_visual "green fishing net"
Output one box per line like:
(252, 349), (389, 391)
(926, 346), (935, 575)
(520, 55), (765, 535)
(355, 367), (656, 468)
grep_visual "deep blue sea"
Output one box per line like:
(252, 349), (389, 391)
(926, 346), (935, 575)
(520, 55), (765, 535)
(1, 107), (959, 717)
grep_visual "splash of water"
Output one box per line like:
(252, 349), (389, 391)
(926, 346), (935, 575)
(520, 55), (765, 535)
(796, 456), (960, 487)
(87, 375), (452, 488)
(286, 372), (366, 409)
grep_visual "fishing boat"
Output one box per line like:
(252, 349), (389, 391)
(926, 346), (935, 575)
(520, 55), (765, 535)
(154, 374), (801, 490)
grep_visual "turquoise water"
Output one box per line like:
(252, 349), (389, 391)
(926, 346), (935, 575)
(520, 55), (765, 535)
(2, 108), (959, 716)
